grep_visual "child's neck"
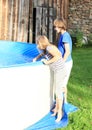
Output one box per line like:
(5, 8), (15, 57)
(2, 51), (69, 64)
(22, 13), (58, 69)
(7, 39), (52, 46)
(61, 30), (66, 34)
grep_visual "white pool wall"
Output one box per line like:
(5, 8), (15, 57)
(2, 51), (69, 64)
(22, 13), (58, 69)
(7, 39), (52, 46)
(0, 64), (54, 130)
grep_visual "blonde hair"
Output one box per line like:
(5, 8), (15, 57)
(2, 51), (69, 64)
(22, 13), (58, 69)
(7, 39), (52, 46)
(36, 35), (49, 46)
(54, 18), (66, 30)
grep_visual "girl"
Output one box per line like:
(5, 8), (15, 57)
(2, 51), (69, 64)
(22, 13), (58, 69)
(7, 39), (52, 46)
(33, 35), (66, 122)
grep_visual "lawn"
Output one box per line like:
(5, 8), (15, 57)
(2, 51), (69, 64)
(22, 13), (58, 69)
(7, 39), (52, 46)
(57, 46), (92, 130)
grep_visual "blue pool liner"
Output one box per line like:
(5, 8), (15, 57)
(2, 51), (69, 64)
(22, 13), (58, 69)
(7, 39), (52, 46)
(0, 40), (42, 68)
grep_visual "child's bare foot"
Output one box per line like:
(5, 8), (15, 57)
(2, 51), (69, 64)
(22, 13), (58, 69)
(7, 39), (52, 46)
(51, 107), (58, 116)
(55, 110), (63, 122)
(51, 107), (56, 112)
(51, 109), (57, 116)
(51, 104), (56, 112)
(51, 104), (57, 112)
(51, 112), (57, 116)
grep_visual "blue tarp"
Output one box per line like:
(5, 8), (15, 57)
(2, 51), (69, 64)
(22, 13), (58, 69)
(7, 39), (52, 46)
(25, 103), (78, 130)
(0, 40), (42, 68)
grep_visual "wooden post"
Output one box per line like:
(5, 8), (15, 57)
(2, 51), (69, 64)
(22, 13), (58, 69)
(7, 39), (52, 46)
(29, 0), (33, 43)
(17, 0), (29, 42)
(8, 0), (14, 40)
(0, 0), (8, 40)
(60, 0), (69, 28)
(0, 0), (3, 39)
(12, 0), (19, 41)
(64, 0), (69, 28)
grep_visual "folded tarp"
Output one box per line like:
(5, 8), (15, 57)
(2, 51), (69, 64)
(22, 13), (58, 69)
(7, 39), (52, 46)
(25, 103), (78, 130)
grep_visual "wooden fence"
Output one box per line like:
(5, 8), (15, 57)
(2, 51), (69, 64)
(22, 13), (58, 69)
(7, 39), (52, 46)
(0, 0), (69, 43)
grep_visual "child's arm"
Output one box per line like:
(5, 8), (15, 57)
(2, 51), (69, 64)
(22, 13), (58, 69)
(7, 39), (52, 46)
(33, 45), (44, 62)
(42, 46), (62, 64)
(63, 43), (70, 61)
(33, 53), (44, 62)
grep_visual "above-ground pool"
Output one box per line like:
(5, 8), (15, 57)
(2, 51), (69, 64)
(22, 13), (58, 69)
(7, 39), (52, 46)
(0, 41), (54, 130)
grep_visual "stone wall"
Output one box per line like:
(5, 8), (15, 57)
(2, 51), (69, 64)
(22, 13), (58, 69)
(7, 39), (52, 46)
(68, 0), (92, 37)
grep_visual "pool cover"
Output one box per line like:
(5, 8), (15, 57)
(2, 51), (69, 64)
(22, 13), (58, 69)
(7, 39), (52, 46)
(0, 40), (42, 68)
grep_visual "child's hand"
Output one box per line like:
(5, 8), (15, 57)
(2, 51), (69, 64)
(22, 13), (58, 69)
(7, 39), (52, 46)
(41, 59), (48, 64)
(33, 58), (37, 62)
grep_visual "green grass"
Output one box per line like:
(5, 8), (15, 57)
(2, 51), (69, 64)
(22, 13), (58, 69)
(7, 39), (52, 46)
(56, 46), (92, 130)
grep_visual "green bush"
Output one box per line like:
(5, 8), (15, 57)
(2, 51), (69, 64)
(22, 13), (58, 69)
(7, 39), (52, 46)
(69, 29), (84, 47)
(88, 34), (92, 46)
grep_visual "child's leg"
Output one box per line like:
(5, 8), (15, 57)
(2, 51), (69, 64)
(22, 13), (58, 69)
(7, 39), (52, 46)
(64, 87), (67, 103)
(64, 60), (73, 103)
(61, 87), (67, 103)
(51, 97), (58, 116)
(52, 70), (65, 121)
(55, 98), (63, 122)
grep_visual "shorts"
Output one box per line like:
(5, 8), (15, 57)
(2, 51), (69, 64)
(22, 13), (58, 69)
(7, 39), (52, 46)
(53, 67), (66, 100)
(63, 60), (73, 87)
